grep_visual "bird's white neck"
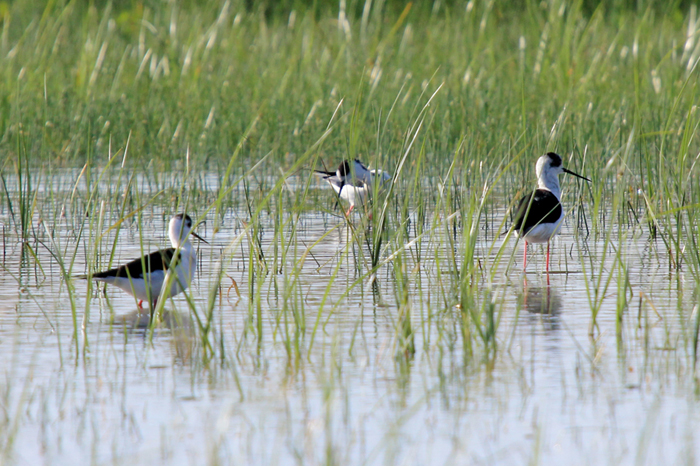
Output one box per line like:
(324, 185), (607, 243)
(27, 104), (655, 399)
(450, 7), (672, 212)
(537, 172), (561, 200)
(177, 239), (194, 251)
(169, 233), (193, 250)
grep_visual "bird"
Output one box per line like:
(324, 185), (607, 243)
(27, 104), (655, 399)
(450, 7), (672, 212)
(513, 152), (590, 272)
(315, 159), (391, 216)
(80, 214), (206, 309)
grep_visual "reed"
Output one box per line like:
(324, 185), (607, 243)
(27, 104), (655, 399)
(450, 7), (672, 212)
(1, 0), (700, 463)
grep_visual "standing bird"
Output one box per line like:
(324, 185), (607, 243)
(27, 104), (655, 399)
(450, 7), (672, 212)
(315, 159), (391, 216)
(81, 214), (206, 308)
(513, 152), (590, 272)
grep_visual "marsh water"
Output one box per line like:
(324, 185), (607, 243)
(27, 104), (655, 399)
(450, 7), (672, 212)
(0, 172), (697, 465)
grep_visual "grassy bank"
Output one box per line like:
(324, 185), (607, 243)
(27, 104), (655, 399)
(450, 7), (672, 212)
(0, 0), (696, 179)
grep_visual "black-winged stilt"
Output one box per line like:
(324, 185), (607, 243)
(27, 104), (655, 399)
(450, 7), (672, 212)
(315, 159), (391, 216)
(81, 214), (206, 308)
(513, 152), (589, 272)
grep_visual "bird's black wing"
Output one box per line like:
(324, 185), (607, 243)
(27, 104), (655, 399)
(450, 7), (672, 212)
(513, 190), (562, 235)
(91, 248), (176, 279)
(337, 160), (352, 177)
(355, 159), (369, 170)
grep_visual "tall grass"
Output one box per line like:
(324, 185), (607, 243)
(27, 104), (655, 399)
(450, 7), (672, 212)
(2, 0), (700, 463)
(0, 0), (697, 358)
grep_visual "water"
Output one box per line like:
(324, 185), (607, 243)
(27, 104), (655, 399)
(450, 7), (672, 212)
(0, 173), (697, 465)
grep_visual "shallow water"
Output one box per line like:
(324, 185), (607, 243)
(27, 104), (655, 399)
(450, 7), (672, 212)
(0, 173), (697, 465)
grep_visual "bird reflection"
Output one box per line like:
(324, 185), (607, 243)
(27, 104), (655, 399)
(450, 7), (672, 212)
(117, 308), (193, 332)
(116, 308), (195, 363)
(521, 279), (562, 332)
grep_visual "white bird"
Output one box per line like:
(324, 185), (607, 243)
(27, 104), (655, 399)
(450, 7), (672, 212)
(315, 159), (391, 216)
(513, 152), (589, 272)
(81, 214), (206, 308)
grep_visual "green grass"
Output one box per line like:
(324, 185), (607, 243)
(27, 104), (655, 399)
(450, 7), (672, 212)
(1, 0), (698, 360)
(1, 0), (700, 463)
(0, 1), (694, 177)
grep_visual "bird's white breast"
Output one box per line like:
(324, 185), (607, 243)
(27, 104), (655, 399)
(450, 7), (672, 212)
(161, 246), (197, 299)
(518, 218), (563, 243)
(330, 182), (368, 207)
(94, 270), (166, 303)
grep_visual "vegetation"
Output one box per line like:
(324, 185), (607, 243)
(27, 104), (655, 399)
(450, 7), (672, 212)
(0, 0), (699, 463)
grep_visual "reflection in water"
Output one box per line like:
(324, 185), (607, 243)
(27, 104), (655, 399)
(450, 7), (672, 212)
(117, 308), (194, 332)
(2, 173), (695, 464)
(521, 280), (562, 332)
(116, 309), (195, 363)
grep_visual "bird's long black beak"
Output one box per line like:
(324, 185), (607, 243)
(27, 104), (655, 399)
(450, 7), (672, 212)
(563, 167), (591, 182)
(191, 231), (209, 244)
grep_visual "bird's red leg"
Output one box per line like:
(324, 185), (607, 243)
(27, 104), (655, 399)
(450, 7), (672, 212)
(138, 300), (144, 309)
(523, 242), (528, 271)
(345, 205), (354, 217)
(546, 242), (551, 273)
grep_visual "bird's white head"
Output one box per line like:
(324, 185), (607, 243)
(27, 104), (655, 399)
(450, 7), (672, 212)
(169, 213), (210, 248)
(169, 214), (194, 247)
(371, 169), (391, 185)
(535, 152), (589, 198)
(535, 152), (565, 181)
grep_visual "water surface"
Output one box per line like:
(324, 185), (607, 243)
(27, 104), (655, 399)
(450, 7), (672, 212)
(0, 172), (696, 465)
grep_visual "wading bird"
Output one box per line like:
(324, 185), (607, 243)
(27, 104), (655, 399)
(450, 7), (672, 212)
(513, 152), (589, 272)
(315, 159), (391, 216)
(81, 214), (206, 308)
